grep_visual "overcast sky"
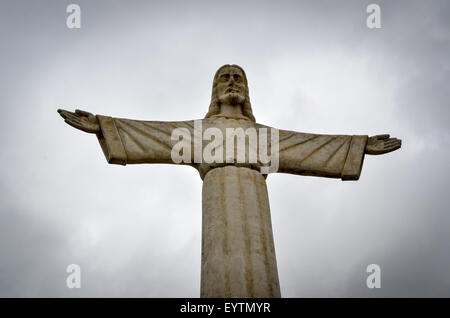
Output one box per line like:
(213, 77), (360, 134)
(0, 0), (449, 297)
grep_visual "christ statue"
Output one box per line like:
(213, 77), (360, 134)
(58, 64), (401, 298)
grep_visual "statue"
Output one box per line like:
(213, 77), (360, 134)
(58, 64), (401, 297)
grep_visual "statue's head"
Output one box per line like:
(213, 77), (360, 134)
(205, 64), (256, 122)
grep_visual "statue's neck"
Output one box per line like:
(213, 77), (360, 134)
(218, 103), (244, 119)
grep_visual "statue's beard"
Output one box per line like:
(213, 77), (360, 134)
(218, 92), (245, 105)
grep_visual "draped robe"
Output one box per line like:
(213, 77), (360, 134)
(95, 114), (368, 297)
(96, 115), (367, 181)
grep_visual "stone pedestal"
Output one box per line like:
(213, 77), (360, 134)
(201, 166), (281, 298)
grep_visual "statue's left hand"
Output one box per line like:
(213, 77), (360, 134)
(365, 134), (401, 155)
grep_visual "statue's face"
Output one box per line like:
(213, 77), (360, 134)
(216, 66), (246, 105)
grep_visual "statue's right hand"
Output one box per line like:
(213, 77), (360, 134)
(57, 109), (100, 134)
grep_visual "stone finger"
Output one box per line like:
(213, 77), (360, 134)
(65, 112), (82, 123)
(75, 109), (92, 117)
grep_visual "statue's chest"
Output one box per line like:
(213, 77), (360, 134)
(195, 118), (274, 179)
(199, 118), (260, 155)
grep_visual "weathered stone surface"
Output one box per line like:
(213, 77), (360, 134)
(201, 166), (280, 298)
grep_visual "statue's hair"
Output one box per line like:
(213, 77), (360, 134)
(204, 64), (256, 122)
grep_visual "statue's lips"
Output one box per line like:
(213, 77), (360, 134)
(225, 88), (241, 93)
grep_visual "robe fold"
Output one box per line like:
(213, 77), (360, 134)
(96, 115), (195, 166)
(275, 128), (368, 181)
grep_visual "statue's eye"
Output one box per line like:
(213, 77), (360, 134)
(220, 74), (230, 82)
(234, 75), (242, 82)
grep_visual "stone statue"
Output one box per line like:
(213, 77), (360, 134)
(58, 64), (401, 298)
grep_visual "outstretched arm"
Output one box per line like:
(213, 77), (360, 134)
(276, 129), (401, 181)
(57, 108), (195, 166)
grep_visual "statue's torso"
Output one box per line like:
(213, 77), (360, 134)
(196, 117), (272, 179)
